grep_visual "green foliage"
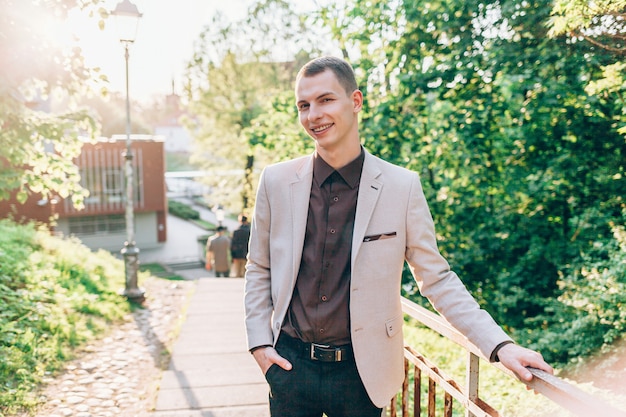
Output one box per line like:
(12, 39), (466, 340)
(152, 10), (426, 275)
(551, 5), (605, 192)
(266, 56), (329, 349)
(402, 321), (566, 416)
(403, 320), (626, 415)
(184, 0), (325, 213)
(0, 0), (105, 209)
(547, 0), (626, 203)
(244, 90), (315, 163)
(183, 0), (624, 369)
(139, 263), (185, 281)
(523, 214), (626, 363)
(549, 0), (626, 55)
(313, 0), (625, 365)
(0, 101), (97, 208)
(0, 219), (129, 415)
(168, 200), (201, 220)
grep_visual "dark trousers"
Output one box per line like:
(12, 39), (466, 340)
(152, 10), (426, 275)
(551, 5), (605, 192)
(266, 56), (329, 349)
(265, 335), (383, 417)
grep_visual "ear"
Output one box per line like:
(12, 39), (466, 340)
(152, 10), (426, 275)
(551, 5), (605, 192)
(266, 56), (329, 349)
(352, 89), (363, 113)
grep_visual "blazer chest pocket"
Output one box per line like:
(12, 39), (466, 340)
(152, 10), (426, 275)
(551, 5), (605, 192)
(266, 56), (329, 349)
(363, 231), (397, 242)
(385, 316), (403, 338)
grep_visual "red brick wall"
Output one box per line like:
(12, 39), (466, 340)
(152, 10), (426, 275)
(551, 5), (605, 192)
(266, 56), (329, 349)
(1, 137), (167, 242)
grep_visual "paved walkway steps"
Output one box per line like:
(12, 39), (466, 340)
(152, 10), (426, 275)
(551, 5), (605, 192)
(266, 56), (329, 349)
(151, 278), (270, 417)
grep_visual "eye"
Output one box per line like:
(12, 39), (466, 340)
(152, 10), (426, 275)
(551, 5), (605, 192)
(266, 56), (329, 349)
(297, 103), (310, 111)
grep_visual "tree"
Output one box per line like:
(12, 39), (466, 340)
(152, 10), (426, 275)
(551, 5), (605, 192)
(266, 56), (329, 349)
(181, 0), (626, 363)
(549, 0), (626, 55)
(77, 93), (152, 138)
(549, 0), (626, 137)
(0, 0), (107, 208)
(315, 0), (625, 363)
(184, 0), (329, 213)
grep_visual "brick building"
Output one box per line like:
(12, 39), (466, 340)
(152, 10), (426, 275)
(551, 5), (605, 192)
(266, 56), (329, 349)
(0, 135), (168, 251)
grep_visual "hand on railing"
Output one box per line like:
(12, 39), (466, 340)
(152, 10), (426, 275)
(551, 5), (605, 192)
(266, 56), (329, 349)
(496, 343), (554, 382)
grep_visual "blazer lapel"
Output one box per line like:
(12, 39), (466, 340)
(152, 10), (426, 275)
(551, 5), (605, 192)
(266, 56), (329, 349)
(352, 152), (382, 264)
(290, 155), (314, 279)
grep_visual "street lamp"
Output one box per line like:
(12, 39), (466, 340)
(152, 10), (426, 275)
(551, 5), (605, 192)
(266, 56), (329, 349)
(112, 0), (144, 302)
(213, 205), (225, 227)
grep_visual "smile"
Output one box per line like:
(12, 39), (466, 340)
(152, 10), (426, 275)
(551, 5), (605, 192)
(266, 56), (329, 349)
(312, 123), (333, 133)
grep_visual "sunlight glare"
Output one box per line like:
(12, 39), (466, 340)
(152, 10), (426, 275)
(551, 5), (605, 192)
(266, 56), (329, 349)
(64, 7), (121, 93)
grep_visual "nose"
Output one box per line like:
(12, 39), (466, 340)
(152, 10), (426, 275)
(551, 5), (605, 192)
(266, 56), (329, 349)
(307, 103), (322, 121)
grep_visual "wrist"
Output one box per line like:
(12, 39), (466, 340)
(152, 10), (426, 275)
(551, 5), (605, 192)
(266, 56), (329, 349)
(491, 340), (515, 362)
(250, 344), (271, 355)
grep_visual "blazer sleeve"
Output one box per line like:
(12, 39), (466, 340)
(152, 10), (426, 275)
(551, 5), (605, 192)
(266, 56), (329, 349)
(244, 167), (275, 350)
(403, 172), (512, 359)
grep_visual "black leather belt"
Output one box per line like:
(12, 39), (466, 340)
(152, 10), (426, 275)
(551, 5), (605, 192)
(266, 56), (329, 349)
(279, 333), (353, 363)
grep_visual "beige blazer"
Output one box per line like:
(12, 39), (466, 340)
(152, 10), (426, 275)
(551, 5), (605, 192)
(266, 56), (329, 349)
(244, 150), (511, 407)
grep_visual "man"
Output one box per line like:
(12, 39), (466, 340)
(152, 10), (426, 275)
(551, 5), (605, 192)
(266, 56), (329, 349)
(244, 56), (553, 417)
(206, 226), (230, 278)
(230, 214), (250, 277)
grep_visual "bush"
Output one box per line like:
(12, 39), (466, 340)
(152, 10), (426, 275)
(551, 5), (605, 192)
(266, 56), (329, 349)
(0, 219), (130, 415)
(168, 200), (200, 220)
(519, 216), (626, 365)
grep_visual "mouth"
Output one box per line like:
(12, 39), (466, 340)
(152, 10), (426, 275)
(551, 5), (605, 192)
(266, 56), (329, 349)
(311, 123), (333, 134)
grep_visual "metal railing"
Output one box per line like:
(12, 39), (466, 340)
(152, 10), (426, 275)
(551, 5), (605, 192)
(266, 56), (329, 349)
(389, 297), (626, 417)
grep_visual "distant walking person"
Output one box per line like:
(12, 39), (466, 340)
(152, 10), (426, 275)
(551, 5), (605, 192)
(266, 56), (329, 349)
(206, 226), (230, 277)
(230, 214), (251, 277)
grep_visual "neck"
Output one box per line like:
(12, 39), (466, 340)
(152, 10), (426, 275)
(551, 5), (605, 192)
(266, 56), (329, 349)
(317, 140), (361, 170)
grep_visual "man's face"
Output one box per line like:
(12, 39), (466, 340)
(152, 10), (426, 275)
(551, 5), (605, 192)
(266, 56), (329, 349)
(295, 69), (362, 153)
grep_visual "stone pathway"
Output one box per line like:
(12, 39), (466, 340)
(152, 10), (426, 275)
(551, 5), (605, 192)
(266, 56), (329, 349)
(27, 277), (195, 417)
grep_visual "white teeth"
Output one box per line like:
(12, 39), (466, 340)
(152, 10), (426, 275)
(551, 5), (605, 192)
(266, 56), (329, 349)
(312, 124), (332, 133)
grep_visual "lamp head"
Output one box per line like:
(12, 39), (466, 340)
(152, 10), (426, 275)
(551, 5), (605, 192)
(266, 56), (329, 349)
(112, 0), (142, 43)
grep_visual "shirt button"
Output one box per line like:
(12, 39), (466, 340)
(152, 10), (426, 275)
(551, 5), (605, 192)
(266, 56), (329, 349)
(333, 196), (339, 202)
(330, 229), (336, 234)
(321, 295), (328, 302)
(319, 328), (325, 334)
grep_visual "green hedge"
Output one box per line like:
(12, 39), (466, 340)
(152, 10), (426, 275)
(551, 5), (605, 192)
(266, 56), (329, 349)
(168, 200), (200, 220)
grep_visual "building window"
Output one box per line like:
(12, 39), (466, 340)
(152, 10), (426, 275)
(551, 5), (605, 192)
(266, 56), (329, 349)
(104, 169), (124, 203)
(68, 215), (126, 236)
(68, 145), (146, 214)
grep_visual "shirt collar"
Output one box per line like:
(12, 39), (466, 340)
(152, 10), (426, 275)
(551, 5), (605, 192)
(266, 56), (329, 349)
(313, 147), (364, 189)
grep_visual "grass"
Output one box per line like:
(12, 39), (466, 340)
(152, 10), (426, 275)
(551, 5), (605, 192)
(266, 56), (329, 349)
(401, 321), (557, 416)
(139, 263), (185, 281)
(401, 319), (626, 416)
(0, 219), (132, 415)
(191, 218), (215, 230)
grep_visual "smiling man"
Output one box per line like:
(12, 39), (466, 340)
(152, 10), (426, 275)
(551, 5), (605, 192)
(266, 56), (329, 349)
(244, 55), (553, 417)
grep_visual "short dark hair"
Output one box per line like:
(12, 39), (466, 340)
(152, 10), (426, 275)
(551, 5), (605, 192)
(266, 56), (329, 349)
(216, 226), (226, 232)
(297, 56), (358, 95)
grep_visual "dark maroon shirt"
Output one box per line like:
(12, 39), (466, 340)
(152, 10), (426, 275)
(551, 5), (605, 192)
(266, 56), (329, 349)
(282, 149), (364, 346)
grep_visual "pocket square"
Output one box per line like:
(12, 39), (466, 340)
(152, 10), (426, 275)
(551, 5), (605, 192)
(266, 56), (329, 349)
(363, 232), (397, 242)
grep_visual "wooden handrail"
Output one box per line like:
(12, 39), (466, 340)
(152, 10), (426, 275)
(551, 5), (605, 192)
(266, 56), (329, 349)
(399, 297), (626, 417)
(524, 367), (625, 417)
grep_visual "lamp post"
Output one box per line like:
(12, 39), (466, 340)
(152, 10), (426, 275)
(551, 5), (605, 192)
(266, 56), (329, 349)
(112, 0), (144, 302)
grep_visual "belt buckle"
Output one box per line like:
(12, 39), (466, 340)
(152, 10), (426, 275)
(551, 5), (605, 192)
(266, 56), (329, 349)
(310, 342), (330, 361)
